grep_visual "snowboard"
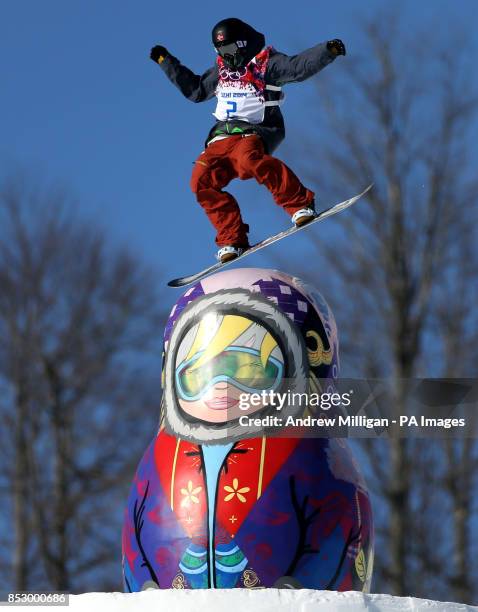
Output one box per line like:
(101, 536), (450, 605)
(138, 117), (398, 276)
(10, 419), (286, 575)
(168, 184), (372, 288)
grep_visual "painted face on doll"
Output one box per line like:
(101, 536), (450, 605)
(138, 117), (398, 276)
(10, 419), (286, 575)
(174, 313), (285, 424)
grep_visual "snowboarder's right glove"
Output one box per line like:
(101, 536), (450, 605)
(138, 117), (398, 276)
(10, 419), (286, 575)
(150, 45), (168, 64)
(327, 39), (346, 56)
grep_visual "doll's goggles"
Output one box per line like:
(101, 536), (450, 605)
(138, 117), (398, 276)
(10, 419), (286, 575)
(175, 346), (284, 401)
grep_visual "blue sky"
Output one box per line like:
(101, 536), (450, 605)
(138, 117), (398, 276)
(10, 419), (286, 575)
(1, 0), (477, 310)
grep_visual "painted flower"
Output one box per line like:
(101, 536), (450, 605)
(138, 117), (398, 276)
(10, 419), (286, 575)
(224, 478), (250, 503)
(180, 480), (202, 507)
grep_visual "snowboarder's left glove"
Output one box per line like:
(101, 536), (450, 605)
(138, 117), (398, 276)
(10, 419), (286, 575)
(150, 45), (168, 64)
(327, 39), (346, 56)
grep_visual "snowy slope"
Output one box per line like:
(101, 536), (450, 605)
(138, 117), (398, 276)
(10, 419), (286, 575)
(12, 589), (476, 611)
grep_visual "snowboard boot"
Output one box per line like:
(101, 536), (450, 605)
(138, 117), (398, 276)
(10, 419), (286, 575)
(217, 245), (247, 264)
(292, 206), (316, 227)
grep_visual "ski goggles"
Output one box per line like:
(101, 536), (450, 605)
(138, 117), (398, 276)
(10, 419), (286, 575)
(175, 346), (284, 401)
(216, 42), (247, 68)
(216, 41), (241, 57)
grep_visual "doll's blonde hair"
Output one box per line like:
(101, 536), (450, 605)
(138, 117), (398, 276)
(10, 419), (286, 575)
(185, 314), (278, 371)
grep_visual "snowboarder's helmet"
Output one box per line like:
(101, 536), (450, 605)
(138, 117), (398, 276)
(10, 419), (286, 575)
(211, 18), (265, 68)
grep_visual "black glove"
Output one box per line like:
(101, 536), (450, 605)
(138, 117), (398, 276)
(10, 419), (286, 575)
(327, 39), (346, 57)
(150, 45), (168, 64)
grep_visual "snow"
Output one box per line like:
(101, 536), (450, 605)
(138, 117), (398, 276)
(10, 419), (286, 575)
(12, 589), (476, 611)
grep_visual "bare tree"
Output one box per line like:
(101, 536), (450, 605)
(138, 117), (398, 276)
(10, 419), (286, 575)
(292, 14), (478, 603)
(433, 230), (478, 604)
(0, 175), (165, 592)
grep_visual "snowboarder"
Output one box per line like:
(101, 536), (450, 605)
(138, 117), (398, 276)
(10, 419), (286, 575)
(150, 18), (346, 263)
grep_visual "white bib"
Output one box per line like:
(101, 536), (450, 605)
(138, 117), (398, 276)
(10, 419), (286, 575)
(213, 82), (265, 124)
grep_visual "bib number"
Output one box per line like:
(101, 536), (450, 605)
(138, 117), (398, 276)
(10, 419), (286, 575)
(226, 101), (237, 118)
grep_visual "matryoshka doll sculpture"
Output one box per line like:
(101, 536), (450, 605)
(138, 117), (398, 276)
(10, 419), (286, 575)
(122, 268), (373, 591)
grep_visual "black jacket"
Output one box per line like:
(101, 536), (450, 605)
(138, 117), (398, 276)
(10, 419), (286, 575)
(158, 42), (336, 153)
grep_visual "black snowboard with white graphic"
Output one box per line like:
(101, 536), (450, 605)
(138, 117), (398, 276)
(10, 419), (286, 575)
(168, 184), (372, 288)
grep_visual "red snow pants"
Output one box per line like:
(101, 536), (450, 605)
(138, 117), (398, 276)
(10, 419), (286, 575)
(190, 134), (315, 247)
